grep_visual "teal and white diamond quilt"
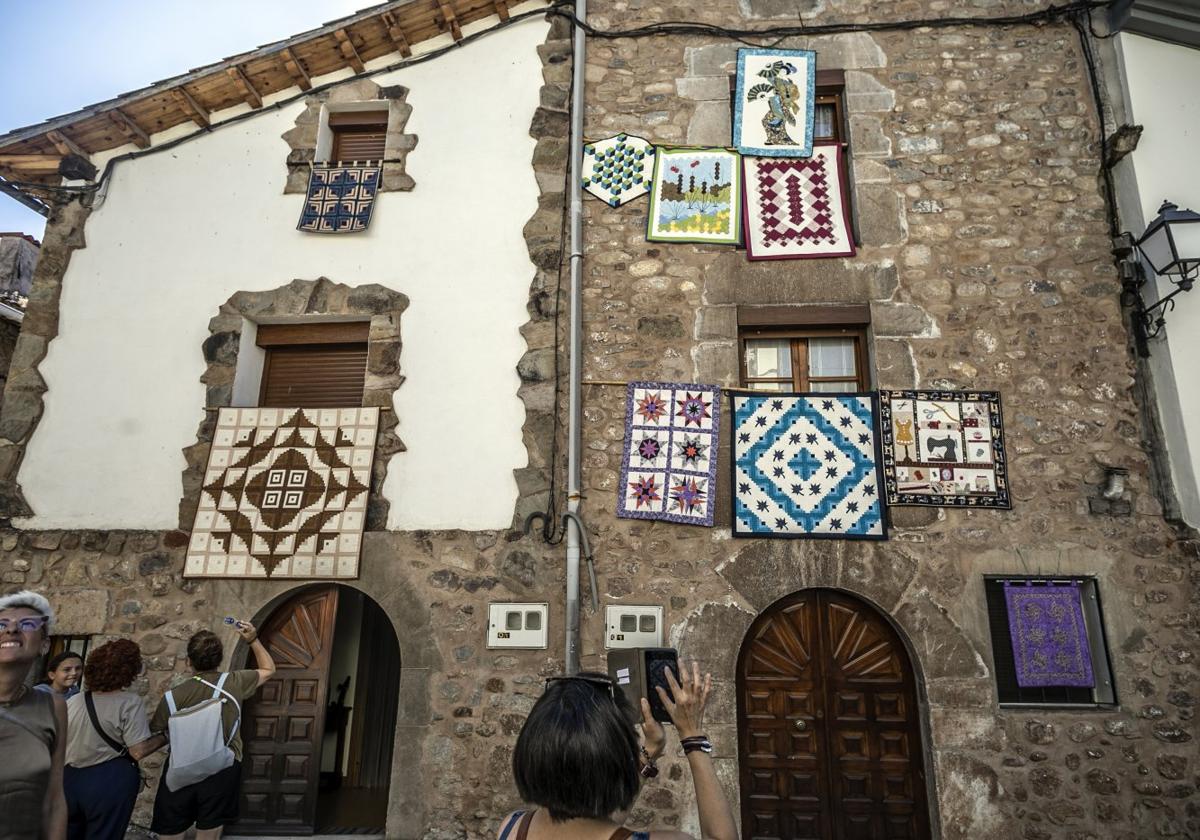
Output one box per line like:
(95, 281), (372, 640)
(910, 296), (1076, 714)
(732, 393), (887, 539)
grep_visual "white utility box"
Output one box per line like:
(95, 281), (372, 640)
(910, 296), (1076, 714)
(487, 603), (549, 649)
(605, 605), (663, 649)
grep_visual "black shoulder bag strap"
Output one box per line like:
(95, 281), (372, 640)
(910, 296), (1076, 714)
(84, 691), (137, 767)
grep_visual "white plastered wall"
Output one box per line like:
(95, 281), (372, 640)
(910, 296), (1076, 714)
(1120, 33), (1200, 528)
(16, 10), (549, 530)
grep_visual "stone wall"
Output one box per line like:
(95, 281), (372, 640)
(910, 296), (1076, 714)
(0, 317), (19, 413)
(1, 4), (1199, 840)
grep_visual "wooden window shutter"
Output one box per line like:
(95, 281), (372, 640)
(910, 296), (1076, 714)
(330, 111), (388, 162)
(257, 323), (369, 408)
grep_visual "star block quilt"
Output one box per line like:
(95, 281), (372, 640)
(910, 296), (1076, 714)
(733, 393), (886, 539)
(618, 381), (721, 526)
(742, 145), (856, 260)
(879, 390), (1011, 509)
(582, 134), (656, 207)
(297, 164), (380, 233)
(185, 407), (379, 579)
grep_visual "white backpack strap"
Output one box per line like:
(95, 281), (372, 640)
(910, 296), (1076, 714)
(193, 674), (242, 746)
(165, 689), (178, 716)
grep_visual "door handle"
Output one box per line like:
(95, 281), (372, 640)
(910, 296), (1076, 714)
(794, 719), (807, 731)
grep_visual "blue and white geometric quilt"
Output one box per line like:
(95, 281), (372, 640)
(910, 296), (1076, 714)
(617, 381), (721, 526)
(733, 393), (887, 539)
(582, 134), (656, 208)
(297, 164), (380, 233)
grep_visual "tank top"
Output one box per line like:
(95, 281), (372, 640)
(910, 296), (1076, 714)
(499, 810), (650, 840)
(0, 687), (57, 840)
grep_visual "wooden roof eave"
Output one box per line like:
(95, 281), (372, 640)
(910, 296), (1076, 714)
(0, 0), (524, 165)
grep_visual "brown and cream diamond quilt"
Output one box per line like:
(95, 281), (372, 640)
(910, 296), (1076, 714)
(185, 407), (379, 579)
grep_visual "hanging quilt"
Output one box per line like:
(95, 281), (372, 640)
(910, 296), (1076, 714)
(297, 163), (380, 233)
(1004, 582), (1095, 688)
(618, 381), (721, 526)
(647, 147), (742, 245)
(732, 393), (886, 539)
(582, 134), (656, 207)
(879, 390), (1011, 508)
(184, 407), (379, 579)
(733, 48), (817, 158)
(742, 145), (856, 260)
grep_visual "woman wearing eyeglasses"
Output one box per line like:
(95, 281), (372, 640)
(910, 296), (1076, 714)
(500, 662), (737, 840)
(0, 591), (68, 840)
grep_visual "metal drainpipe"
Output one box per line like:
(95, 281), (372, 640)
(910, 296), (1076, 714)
(564, 0), (587, 676)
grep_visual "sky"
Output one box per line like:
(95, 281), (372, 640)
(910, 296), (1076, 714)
(0, 0), (367, 238)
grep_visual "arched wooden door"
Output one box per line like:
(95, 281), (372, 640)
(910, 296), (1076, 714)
(233, 585), (338, 835)
(737, 589), (930, 840)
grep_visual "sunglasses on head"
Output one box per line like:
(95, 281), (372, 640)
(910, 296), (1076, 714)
(545, 674), (617, 699)
(0, 616), (48, 633)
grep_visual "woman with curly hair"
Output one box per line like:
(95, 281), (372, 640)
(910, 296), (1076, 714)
(64, 639), (165, 840)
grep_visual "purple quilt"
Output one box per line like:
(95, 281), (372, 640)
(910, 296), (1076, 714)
(617, 382), (720, 526)
(1004, 582), (1094, 688)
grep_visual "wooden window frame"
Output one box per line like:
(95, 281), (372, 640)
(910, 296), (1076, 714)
(983, 576), (1117, 708)
(739, 325), (871, 392)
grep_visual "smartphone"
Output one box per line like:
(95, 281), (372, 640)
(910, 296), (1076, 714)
(644, 648), (680, 725)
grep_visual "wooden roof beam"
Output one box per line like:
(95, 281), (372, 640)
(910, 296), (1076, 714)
(334, 29), (366, 74)
(279, 47), (312, 91)
(226, 66), (263, 110)
(46, 130), (90, 160)
(0, 154), (64, 174)
(170, 87), (210, 128)
(493, 0), (510, 21)
(380, 12), (412, 58)
(437, 1), (463, 42)
(108, 109), (151, 149)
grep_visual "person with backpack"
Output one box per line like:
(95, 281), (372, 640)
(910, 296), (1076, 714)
(149, 620), (275, 840)
(64, 639), (165, 840)
(0, 590), (67, 840)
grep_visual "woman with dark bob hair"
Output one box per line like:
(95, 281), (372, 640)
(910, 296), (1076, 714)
(500, 662), (737, 840)
(63, 639), (165, 840)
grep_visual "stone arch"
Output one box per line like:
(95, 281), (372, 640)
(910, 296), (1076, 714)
(732, 586), (937, 838)
(218, 555), (439, 839)
(670, 540), (999, 838)
(178, 278), (409, 532)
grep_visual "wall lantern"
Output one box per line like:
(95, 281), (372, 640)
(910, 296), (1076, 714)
(1117, 200), (1200, 356)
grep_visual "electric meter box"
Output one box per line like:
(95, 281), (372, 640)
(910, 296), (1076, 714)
(487, 603), (548, 649)
(605, 605), (663, 649)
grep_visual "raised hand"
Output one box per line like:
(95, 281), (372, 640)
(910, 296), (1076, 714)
(655, 661), (712, 740)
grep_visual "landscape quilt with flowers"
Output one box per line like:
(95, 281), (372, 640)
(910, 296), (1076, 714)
(617, 381), (721, 526)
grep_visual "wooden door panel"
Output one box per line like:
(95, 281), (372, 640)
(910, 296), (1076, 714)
(738, 589), (931, 840)
(231, 586), (338, 836)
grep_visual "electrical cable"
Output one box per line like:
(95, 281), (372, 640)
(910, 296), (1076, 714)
(546, 0), (1113, 45)
(1070, 10), (1122, 239)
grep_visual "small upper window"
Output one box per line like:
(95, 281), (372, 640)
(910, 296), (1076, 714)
(329, 111), (388, 162)
(984, 577), (1116, 706)
(257, 322), (369, 408)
